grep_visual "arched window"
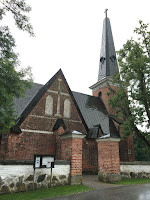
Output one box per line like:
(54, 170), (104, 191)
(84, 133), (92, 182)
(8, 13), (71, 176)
(63, 98), (71, 118)
(45, 95), (53, 116)
(98, 91), (102, 98)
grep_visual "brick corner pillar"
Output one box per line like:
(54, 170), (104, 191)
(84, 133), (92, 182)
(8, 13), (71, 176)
(60, 131), (85, 185)
(96, 137), (121, 183)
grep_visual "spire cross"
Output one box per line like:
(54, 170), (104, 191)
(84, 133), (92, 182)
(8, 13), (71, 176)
(105, 9), (108, 18)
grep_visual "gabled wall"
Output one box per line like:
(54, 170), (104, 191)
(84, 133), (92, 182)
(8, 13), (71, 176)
(1, 74), (87, 161)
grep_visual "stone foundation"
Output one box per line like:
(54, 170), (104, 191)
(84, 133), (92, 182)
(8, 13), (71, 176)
(0, 160), (70, 194)
(98, 172), (121, 183)
(120, 162), (150, 179)
(71, 175), (82, 185)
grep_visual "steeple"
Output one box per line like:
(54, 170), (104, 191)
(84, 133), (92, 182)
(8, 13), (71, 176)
(89, 10), (119, 105)
(98, 9), (118, 81)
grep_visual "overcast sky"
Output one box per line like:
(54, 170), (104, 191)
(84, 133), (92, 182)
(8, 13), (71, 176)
(2, 0), (150, 94)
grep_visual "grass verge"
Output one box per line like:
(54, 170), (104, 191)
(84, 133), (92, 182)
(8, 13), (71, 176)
(0, 185), (92, 200)
(115, 178), (150, 185)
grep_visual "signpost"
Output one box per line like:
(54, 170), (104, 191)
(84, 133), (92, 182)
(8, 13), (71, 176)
(33, 155), (55, 189)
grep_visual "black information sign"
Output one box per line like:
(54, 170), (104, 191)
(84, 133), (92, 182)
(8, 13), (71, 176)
(34, 155), (55, 169)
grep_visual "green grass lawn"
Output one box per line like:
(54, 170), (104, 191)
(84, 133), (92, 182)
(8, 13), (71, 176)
(115, 178), (150, 185)
(0, 185), (92, 200)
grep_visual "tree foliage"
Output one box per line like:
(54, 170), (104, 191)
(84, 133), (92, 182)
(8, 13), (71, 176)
(134, 134), (150, 161)
(0, 0), (33, 134)
(0, 0), (34, 35)
(108, 21), (150, 146)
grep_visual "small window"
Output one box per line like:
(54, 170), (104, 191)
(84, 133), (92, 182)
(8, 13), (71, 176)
(98, 91), (102, 98)
(63, 98), (71, 118)
(128, 149), (131, 155)
(45, 95), (53, 116)
(100, 56), (105, 64)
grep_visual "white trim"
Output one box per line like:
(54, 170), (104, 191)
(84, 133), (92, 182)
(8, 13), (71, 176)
(72, 130), (83, 135)
(55, 113), (62, 117)
(63, 98), (71, 118)
(21, 129), (53, 134)
(29, 115), (50, 119)
(89, 76), (112, 88)
(48, 90), (70, 97)
(48, 90), (58, 94)
(60, 92), (70, 97)
(89, 77), (113, 91)
(64, 119), (82, 123)
(70, 134), (85, 139)
(29, 115), (82, 123)
(61, 134), (86, 140)
(45, 95), (53, 116)
(89, 76), (120, 92)
(96, 137), (120, 142)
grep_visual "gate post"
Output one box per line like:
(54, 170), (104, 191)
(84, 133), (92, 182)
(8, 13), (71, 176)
(60, 130), (85, 185)
(96, 137), (121, 183)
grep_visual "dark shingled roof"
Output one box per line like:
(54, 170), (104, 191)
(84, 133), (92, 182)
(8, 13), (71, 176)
(72, 92), (119, 138)
(13, 71), (120, 139)
(14, 83), (43, 116)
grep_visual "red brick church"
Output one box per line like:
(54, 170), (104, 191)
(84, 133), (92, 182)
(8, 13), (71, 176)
(0, 13), (135, 183)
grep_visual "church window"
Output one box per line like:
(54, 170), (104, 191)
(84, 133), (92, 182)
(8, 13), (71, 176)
(45, 95), (53, 116)
(100, 56), (105, 64)
(63, 98), (71, 118)
(110, 55), (116, 63)
(128, 149), (131, 154)
(98, 91), (102, 98)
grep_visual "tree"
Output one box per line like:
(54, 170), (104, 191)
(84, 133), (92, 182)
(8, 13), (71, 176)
(0, 0), (34, 134)
(134, 134), (150, 161)
(108, 21), (150, 147)
(0, 0), (34, 35)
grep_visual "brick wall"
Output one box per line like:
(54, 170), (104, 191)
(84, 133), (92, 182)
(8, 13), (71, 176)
(0, 75), (87, 161)
(61, 138), (72, 161)
(60, 134), (84, 184)
(54, 127), (65, 160)
(82, 138), (98, 174)
(97, 141), (120, 174)
(61, 137), (83, 176)
(119, 140), (128, 162)
(71, 138), (83, 176)
(127, 134), (135, 161)
(92, 84), (118, 114)
(93, 83), (135, 162)
(0, 134), (8, 160)
(119, 130), (135, 162)
(5, 131), (55, 160)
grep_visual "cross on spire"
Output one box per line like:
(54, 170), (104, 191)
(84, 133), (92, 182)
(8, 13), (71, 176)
(105, 9), (108, 18)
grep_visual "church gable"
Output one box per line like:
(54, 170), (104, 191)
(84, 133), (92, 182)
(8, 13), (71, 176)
(19, 69), (87, 134)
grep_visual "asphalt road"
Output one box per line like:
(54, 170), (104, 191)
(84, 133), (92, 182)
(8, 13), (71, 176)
(45, 183), (150, 200)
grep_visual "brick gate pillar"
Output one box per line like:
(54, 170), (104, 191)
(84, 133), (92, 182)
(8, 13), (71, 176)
(60, 130), (85, 185)
(96, 137), (121, 183)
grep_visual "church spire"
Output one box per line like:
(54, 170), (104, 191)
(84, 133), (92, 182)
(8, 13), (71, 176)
(98, 9), (118, 81)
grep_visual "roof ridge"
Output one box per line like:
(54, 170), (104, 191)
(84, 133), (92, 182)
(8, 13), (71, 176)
(72, 91), (92, 97)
